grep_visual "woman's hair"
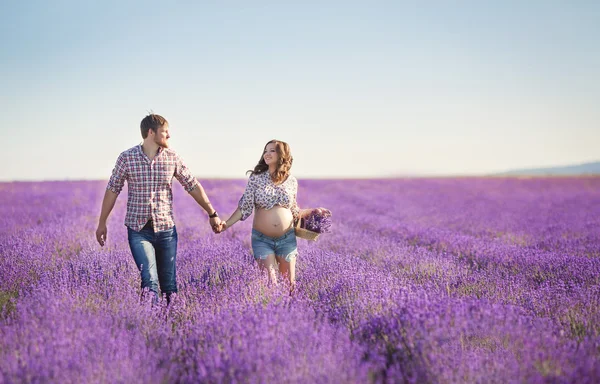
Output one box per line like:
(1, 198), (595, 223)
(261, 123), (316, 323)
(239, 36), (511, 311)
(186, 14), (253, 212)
(247, 139), (293, 184)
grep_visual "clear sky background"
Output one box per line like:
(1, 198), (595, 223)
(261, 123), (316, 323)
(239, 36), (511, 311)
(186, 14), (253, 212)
(1, 1), (598, 181)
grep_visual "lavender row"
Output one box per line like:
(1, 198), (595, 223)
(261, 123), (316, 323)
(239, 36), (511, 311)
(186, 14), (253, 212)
(1, 178), (599, 383)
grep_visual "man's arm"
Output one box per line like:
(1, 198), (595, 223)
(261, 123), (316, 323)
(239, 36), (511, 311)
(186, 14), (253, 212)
(189, 185), (223, 231)
(188, 184), (214, 214)
(97, 151), (128, 246)
(174, 154), (223, 232)
(96, 189), (119, 246)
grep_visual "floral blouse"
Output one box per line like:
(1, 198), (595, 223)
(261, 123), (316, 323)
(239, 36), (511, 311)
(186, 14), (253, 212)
(238, 171), (300, 221)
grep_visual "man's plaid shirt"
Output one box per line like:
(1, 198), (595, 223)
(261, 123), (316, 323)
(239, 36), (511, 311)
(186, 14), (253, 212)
(107, 145), (200, 232)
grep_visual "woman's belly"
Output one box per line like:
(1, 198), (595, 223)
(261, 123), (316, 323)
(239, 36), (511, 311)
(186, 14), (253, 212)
(253, 206), (294, 238)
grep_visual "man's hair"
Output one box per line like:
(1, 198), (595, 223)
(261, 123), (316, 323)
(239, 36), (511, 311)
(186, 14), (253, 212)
(140, 114), (168, 139)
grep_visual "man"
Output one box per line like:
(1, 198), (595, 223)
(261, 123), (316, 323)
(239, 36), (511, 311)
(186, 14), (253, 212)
(95, 113), (223, 304)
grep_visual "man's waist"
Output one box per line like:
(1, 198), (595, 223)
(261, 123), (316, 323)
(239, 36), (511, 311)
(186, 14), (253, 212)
(125, 215), (174, 225)
(124, 202), (173, 214)
(142, 219), (153, 230)
(126, 194), (173, 203)
(127, 217), (175, 232)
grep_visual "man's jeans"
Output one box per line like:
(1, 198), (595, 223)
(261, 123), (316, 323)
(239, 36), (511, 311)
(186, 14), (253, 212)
(127, 224), (178, 302)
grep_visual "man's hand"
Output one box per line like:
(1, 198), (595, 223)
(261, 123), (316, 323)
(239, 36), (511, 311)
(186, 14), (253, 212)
(212, 221), (228, 234)
(96, 223), (107, 247)
(210, 216), (223, 234)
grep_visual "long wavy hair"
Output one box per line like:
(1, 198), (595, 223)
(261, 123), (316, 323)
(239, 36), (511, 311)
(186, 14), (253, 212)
(247, 139), (293, 184)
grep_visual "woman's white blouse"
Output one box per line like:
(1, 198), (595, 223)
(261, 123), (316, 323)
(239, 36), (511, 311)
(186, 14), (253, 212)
(238, 171), (300, 221)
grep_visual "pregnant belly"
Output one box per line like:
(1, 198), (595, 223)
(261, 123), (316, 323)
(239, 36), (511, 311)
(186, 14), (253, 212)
(253, 206), (294, 238)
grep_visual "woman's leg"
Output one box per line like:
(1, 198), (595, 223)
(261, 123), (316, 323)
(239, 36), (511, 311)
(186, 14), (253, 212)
(276, 255), (296, 293)
(276, 230), (298, 293)
(256, 254), (278, 285)
(251, 229), (278, 285)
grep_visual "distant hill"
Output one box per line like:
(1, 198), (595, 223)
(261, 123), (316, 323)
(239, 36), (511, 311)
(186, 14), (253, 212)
(494, 161), (600, 176)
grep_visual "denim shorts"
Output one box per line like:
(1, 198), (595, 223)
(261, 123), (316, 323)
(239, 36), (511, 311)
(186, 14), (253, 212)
(251, 228), (298, 262)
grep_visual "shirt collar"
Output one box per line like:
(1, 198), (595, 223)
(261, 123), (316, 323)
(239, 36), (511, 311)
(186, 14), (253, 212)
(137, 144), (164, 160)
(137, 144), (165, 153)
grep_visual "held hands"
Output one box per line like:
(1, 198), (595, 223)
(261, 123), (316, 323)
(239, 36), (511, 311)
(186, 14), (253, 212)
(210, 216), (227, 234)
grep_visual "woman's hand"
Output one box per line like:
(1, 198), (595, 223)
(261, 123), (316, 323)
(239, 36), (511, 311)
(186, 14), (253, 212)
(313, 207), (332, 217)
(300, 207), (331, 219)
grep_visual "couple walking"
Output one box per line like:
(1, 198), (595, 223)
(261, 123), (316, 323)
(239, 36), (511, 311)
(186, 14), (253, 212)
(95, 113), (328, 303)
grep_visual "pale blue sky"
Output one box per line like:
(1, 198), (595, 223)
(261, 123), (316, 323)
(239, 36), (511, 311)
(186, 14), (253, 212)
(2, 1), (599, 180)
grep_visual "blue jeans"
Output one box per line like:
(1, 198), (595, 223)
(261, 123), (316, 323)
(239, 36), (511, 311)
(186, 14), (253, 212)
(127, 224), (178, 301)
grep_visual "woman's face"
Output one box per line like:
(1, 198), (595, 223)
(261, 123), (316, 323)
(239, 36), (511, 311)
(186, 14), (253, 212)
(263, 142), (279, 166)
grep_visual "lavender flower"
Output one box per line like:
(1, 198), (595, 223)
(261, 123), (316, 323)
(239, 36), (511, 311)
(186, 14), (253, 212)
(303, 209), (332, 233)
(1, 177), (599, 383)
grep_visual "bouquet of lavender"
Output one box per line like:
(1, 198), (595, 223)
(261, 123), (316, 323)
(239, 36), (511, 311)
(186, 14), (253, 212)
(301, 208), (332, 234)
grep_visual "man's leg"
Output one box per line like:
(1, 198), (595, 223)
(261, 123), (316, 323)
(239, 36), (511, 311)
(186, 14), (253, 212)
(155, 226), (178, 304)
(127, 227), (160, 303)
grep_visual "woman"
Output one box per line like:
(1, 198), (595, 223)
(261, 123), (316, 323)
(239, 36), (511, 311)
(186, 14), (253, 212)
(221, 139), (324, 290)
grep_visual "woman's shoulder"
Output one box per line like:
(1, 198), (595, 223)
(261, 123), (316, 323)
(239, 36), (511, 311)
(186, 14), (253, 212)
(250, 170), (266, 177)
(286, 174), (298, 185)
(248, 171), (267, 182)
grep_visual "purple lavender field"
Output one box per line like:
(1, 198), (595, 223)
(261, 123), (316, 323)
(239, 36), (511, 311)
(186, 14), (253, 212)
(1, 177), (599, 383)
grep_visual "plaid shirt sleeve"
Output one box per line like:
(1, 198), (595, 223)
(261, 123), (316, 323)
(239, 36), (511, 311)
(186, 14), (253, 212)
(106, 152), (128, 194)
(174, 153), (200, 192)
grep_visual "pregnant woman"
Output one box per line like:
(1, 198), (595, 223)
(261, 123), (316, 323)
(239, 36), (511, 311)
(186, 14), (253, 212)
(221, 139), (312, 291)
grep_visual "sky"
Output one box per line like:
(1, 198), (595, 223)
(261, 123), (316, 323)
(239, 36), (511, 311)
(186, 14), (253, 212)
(1, 1), (599, 181)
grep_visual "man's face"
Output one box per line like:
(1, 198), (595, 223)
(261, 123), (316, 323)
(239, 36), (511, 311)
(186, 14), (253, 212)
(152, 125), (170, 148)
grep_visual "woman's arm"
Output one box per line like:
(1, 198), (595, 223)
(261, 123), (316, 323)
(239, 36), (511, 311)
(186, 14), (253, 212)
(223, 208), (243, 230)
(292, 184), (328, 220)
